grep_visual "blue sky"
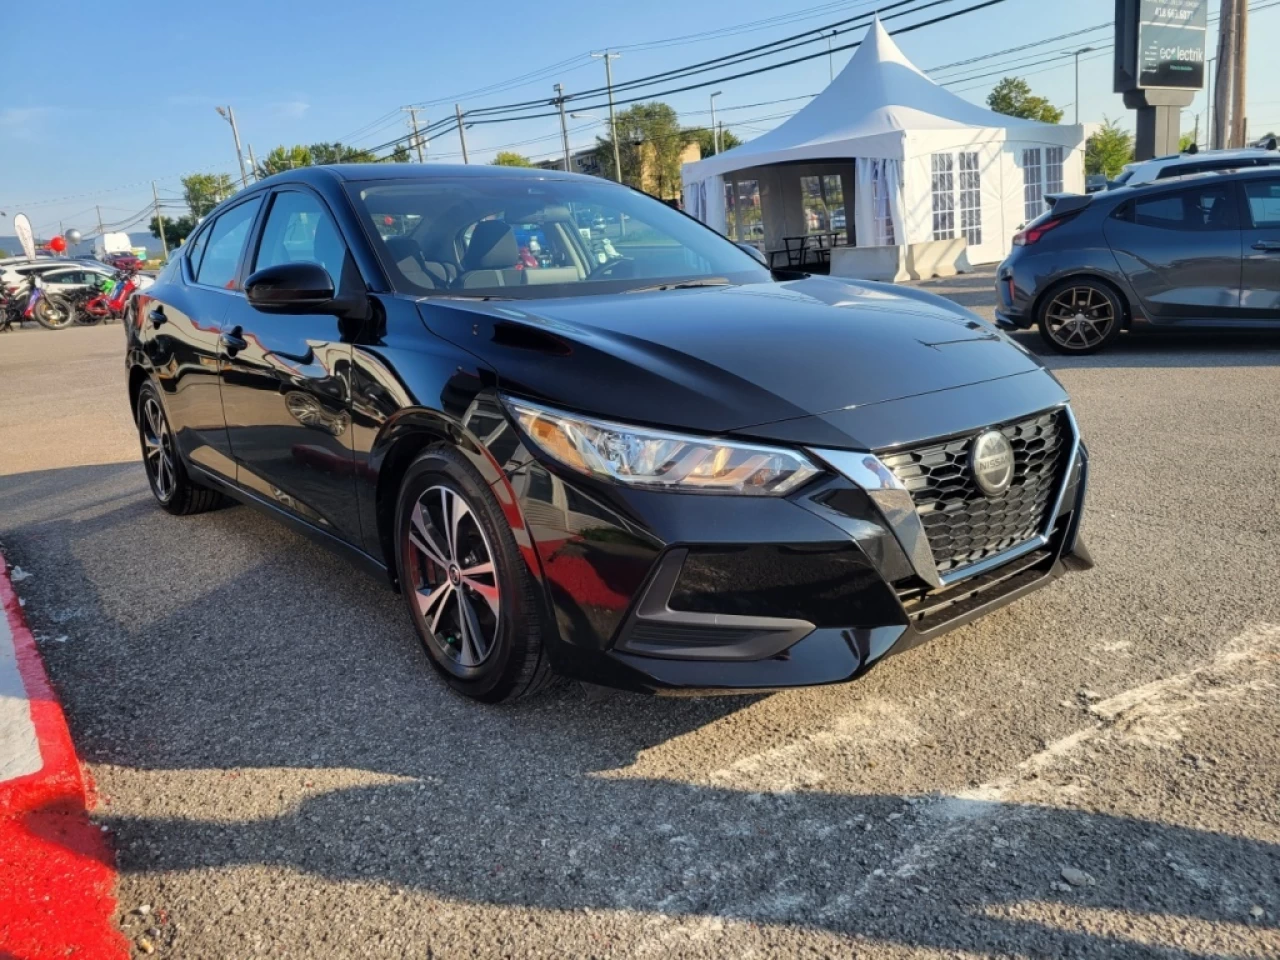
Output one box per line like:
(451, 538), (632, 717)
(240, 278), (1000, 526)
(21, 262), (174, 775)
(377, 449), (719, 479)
(3, 0), (1277, 239)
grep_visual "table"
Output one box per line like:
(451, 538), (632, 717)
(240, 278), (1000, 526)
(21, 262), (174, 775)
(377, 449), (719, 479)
(770, 231), (848, 269)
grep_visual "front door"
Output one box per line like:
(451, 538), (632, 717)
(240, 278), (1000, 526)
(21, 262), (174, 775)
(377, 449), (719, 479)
(218, 187), (361, 544)
(1104, 180), (1243, 322)
(1238, 176), (1280, 320)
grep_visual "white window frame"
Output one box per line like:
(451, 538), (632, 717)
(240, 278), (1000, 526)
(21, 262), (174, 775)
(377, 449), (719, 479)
(930, 152), (981, 246)
(872, 162), (895, 246)
(1023, 148), (1045, 223)
(1045, 146), (1065, 196)
(957, 152), (982, 247)
(930, 153), (955, 241)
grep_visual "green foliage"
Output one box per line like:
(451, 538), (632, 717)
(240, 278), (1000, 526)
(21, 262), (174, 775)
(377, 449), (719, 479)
(686, 127), (742, 158)
(1086, 118), (1135, 179)
(257, 144), (313, 178)
(492, 151), (535, 167)
(594, 102), (695, 197)
(987, 77), (1064, 124)
(0, 248), (9, 259)
(256, 142), (381, 178)
(1179, 131), (1198, 152)
(182, 173), (236, 218)
(389, 144), (412, 163)
(309, 142), (378, 165)
(149, 215), (197, 247)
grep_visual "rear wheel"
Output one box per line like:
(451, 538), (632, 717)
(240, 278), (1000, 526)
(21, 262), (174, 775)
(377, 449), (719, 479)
(34, 295), (74, 330)
(137, 382), (224, 515)
(1037, 279), (1124, 355)
(394, 446), (554, 703)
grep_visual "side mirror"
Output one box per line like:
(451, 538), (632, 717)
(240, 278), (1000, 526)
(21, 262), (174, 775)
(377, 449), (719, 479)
(736, 242), (769, 267)
(246, 262), (340, 315)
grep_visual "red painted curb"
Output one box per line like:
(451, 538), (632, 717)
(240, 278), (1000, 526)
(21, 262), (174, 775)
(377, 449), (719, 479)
(0, 553), (128, 960)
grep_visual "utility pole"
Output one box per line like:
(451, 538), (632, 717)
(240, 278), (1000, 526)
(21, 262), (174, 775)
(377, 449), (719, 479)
(1193, 113), (1200, 151)
(455, 104), (469, 164)
(592, 51), (623, 182)
(96, 206), (105, 243)
(217, 106), (250, 187)
(404, 106), (426, 162)
(710, 91), (723, 154)
(827, 31), (836, 82)
(1232, 0), (1248, 148)
(1073, 48), (1095, 125)
(554, 83), (572, 172)
(247, 143), (259, 181)
(1206, 56), (1215, 149)
(151, 181), (168, 260)
(1213, 0), (1237, 149)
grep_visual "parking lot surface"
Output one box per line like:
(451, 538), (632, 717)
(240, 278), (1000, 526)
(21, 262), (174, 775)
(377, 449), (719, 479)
(2, 278), (1279, 958)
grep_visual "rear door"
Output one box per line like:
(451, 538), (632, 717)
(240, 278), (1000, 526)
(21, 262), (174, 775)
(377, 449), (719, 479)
(1104, 181), (1243, 321)
(143, 195), (263, 480)
(1238, 176), (1280, 319)
(218, 186), (361, 543)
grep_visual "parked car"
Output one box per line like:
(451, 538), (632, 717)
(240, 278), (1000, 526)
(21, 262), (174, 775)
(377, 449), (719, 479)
(127, 164), (1090, 702)
(1111, 145), (1280, 189)
(996, 166), (1280, 354)
(1, 258), (108, 296)
(101, 251), (143, 271)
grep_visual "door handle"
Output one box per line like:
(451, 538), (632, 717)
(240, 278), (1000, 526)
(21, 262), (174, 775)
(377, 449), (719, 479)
(147, 307), (167, 328)
(1252, 241), (1280, 251)
(220, 326), (248, 356)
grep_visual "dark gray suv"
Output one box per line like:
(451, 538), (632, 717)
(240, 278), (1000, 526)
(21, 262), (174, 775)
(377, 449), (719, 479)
(995, 167), (1280, 354)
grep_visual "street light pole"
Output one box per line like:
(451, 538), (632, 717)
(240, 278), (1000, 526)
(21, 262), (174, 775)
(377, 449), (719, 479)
(592, 51), (623, 182)
(151, 181), (168, 260)
(1073, 48), (1095, 126)
(710, 91), (723, 154)
(216, 106), (250, 188)
(404, 106), (426, 162)
(555, 83), (572, 171)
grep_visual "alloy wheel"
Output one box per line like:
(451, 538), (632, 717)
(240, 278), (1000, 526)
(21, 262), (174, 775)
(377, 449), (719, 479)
(1044, 286), (1115, 350)
(405, 485), (501, 668)
(141, 396), (177, 501)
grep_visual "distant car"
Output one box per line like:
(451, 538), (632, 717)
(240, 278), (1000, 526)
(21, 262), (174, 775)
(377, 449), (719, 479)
(1, 258), (108, 296)
(40, 265), (115, 296)
(1085, 175), (1109, 193)
(1112, 146), (1280, 189)
(102, 251), (143, 271)
(996, 166), (1280, 354)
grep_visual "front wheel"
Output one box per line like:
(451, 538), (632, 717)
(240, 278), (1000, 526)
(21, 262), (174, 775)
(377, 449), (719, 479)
(394, 447), (554, 703)
(33, 295), (74, 330)
(1037, 279), (1124, 355)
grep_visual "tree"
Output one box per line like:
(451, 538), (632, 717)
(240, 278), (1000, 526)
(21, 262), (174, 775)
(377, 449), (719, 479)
(257, 144), (314, 178)
(182, 173), (236, 218)
(1085, 118), (1135, 179)
(149, 214), (198, 248)
(389, 143), (412, 163)
(686, 127), (742, 158)
(595, 102), (693, 198)
(1179, 131), (1198, 153)
(987, 77), (1064, 124)
(492, 151), (535, 167)
(309, 142), (377, 165)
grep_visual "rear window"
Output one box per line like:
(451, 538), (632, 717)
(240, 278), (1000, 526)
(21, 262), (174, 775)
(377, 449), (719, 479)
(1126, 184), (1236, 230)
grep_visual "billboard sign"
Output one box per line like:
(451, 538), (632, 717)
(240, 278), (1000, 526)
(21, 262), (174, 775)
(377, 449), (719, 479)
(1137, 0), (1207, 89)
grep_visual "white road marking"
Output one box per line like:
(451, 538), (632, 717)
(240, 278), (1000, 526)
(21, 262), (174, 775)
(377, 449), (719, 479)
(0, 594), (42, 784)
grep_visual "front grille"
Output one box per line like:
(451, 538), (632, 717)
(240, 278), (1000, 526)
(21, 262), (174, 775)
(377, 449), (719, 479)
(880, 411), (1069, 575)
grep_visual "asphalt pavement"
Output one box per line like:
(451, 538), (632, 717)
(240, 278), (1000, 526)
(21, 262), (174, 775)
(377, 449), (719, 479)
(1, 282), (1278, 958)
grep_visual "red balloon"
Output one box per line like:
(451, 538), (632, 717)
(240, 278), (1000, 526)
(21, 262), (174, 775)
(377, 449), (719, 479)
(48, 236), (67, 253)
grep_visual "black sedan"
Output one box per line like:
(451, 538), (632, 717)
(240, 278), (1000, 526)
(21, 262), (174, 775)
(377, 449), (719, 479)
(996, 166), (1280, 354)
(126, 164), (1090, 701)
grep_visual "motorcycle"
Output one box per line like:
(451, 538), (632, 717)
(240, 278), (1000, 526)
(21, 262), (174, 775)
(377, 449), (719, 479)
(1, 275), (74, 331)
(77, 269), (142, 324)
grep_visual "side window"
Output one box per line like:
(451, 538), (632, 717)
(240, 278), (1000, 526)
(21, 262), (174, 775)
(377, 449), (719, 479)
(195, 197), (263, 290)
(253, 190), (347, 287)
(1131, 185), (1235, 230)
(183, 222), (212, 279)
(1243, 180), (1280, 228)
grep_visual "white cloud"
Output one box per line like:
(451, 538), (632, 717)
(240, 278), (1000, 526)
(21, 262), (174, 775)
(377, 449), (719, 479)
(0, 107), (51, 140)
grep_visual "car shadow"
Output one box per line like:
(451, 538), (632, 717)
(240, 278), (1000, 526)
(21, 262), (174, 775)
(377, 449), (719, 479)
(1010, 328), (1280, 369)
(3, 466), (1277, 956)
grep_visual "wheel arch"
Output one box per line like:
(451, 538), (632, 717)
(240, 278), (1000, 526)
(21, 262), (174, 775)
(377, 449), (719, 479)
(1033, 272), (1134, 331)
(370, 407), (543, 590)
(127, 364), (150, 425)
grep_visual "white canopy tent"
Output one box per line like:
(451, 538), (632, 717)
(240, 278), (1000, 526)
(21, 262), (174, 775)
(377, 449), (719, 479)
(682, 18), (1085, 266)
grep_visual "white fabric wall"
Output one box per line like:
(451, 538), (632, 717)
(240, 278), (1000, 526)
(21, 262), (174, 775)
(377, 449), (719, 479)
(683, 174), (727, 234)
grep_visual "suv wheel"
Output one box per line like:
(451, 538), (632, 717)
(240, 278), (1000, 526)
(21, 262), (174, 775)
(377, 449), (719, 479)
(1037, 279), (1124, 355)
(394, 447), (554, 703)
(137, 382), (224, 515)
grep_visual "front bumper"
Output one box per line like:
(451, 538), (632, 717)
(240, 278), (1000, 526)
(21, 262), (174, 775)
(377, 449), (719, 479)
(500, 401), (1091, 695)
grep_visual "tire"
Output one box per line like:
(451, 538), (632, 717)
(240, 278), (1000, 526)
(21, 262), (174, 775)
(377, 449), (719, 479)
(33, 295), (74, 330)
(394, 446), (554, 703)
(1036, 278), (1124, 355)
(136, 382), (224, 516)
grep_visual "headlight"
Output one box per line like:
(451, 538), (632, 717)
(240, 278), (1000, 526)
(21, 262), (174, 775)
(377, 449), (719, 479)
(506, 399), (820, 496)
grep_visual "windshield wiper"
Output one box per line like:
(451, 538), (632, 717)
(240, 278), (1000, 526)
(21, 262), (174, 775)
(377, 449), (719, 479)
(425, 293), (515, 302)
(623, 278), (732, 294)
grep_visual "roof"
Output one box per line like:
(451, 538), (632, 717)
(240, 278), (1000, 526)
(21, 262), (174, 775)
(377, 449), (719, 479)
(684, 17), (1082, 180)
(258, 163), (596, 187)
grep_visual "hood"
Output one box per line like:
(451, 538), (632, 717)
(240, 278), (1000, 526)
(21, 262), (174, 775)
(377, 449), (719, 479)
(417, 277), (1043, 443)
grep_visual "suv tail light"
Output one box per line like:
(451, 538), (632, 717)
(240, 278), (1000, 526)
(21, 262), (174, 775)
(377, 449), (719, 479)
(1012, 218), (1065, 246)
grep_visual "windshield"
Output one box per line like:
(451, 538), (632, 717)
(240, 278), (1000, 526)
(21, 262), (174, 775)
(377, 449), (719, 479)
(347, 176), (769, 299)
